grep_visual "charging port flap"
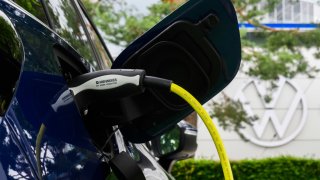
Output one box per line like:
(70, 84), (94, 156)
(113, 0), (241, 143)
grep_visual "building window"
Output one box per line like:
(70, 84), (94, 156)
(276, 3), (283, 22)
(284, 0), (293, 22)
(266, 0), (315, 23)
(292, 2), (300, 22)
(308, 3), (314, 23)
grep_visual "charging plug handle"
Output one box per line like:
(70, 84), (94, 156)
(69, 69), (146, 96)
(68, 69), (146, 115)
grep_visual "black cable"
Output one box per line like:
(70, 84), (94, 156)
(101, 127), (119, 151)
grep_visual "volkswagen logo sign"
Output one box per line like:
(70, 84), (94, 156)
(234, 77), (307, 147)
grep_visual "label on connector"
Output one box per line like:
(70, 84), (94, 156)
(69, 75), (140, 96)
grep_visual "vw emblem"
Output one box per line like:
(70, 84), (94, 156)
(234, 77), (307, 147)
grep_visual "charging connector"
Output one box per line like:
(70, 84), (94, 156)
(69, 69), (146, 97)
(68, 69), (146, 116)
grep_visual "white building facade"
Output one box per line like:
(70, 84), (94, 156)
(263, 0), (320, 23)
(195, 0), (320, 160)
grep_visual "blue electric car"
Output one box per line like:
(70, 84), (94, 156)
(0, 0), (240, 179)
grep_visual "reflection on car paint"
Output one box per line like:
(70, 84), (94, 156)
(0, 10), (23, 116)
(135, 144), (172, 180)
(0, 112), (36, 179)
(44, 0), (99, 69)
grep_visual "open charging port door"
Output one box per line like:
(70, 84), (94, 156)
(111, 0), (241, 143)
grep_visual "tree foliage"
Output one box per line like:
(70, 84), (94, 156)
(83, 0), (180, 46)
(207, 93), (258, 140)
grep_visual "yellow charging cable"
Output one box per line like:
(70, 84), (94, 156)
(36, 123), (46, 180)
(170, 83), (233, 180)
